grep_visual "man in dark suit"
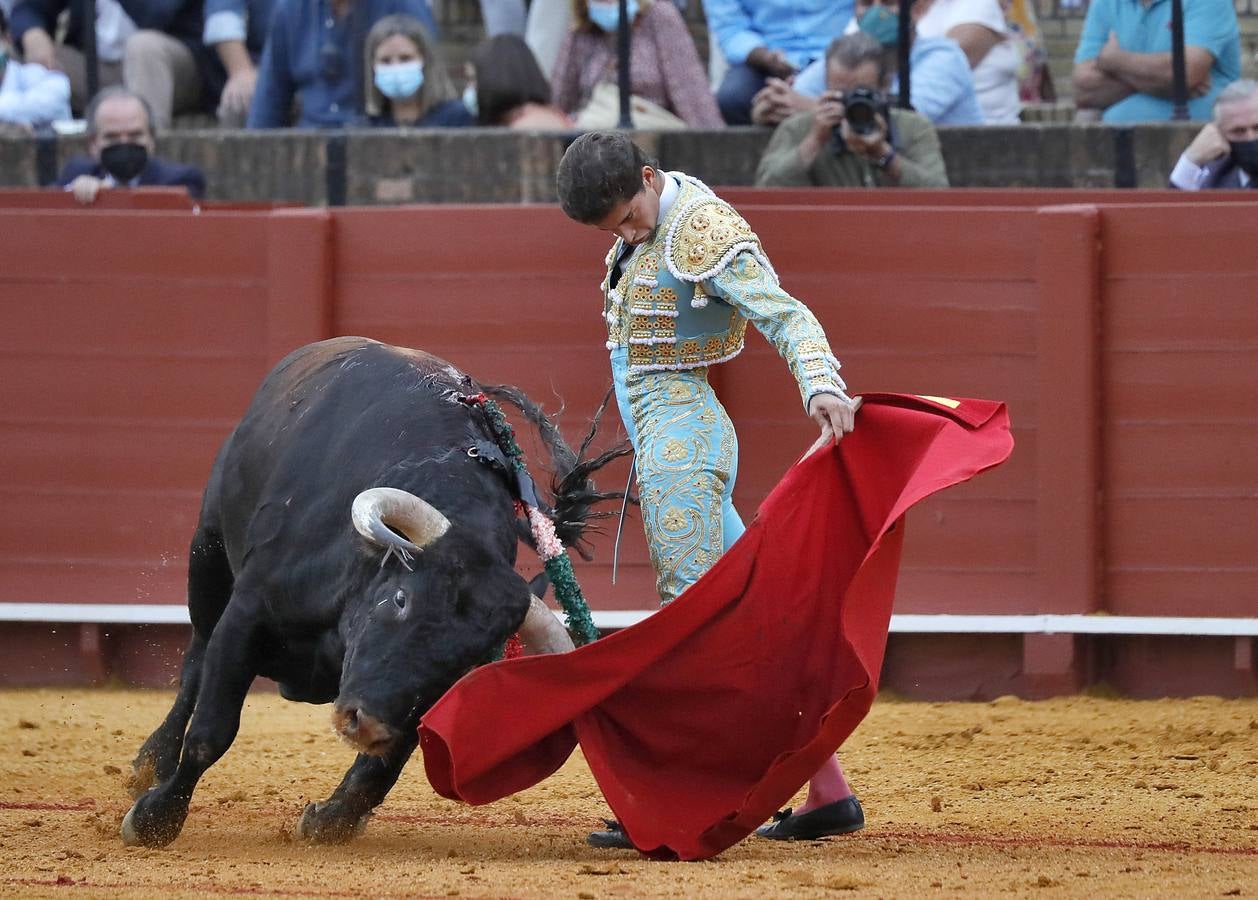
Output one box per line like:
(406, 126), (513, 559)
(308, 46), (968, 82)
(1170, 78), (1258, 190)
(57, 86), (205, 204)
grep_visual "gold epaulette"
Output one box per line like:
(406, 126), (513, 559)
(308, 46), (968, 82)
(663, 197), (777, 284)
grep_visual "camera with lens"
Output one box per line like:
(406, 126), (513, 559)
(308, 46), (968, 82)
(842, 87), (891, 136)
(830, 87), (895, 156)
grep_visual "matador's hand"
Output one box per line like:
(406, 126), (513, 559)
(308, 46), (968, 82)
(808, 393), (861, 448)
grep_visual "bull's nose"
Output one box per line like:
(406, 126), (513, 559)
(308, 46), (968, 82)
(331, 702), (398, 756)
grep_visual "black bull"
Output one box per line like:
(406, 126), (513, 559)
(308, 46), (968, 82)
(121, 337), (625, 847)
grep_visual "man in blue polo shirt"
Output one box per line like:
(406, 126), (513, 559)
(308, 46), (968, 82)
(1071, 0), (1240, 123)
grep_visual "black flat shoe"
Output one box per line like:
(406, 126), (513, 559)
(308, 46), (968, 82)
(587, 819), (635, 849)
(754, 796), (865, 841)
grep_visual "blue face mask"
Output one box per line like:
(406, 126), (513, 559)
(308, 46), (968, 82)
(374, 60), (424, 100)
(462, 84), (478, 116)
(858, 4), (900, 49)
(588, 0), (638, 33)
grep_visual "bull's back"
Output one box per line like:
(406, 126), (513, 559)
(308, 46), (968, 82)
(203, 337), (485, 572)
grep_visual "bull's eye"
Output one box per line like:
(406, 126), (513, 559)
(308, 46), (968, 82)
(392, 589), (408, 611)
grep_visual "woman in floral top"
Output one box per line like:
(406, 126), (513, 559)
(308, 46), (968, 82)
(551, 0), (723, 128)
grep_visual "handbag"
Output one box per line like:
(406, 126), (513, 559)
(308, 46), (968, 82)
(575, 81), (688, 130)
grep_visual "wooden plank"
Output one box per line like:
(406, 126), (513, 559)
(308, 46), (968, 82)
(0, 282), (266, 356)
(0, 356), (265, 422)
(0, 422), (226, 492)
(1, 211), (268, 279)
(1100, 205), (1258, 276)
(1034, 205), (1101, 615)
(266, 209), (334, 367)
(1107, 422), (1258, 495)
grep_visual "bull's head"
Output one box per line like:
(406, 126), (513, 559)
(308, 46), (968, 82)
(330, 487), (536, 756)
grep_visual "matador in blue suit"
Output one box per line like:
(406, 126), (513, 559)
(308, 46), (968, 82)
(556, 131), (865, 849)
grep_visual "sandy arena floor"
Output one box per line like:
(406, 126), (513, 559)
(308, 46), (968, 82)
(0, 688), (1254, 898)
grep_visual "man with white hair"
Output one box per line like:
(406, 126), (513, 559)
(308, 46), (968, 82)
(1170, 79), (1258, 190)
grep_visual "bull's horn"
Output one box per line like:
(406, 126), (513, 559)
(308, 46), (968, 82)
(517, 594), (576, 655)
(351, 487), (450, 553)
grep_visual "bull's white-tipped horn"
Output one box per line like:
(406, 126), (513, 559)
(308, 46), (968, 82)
(351, 487), (450, 553)
(517, 594), (576, 655)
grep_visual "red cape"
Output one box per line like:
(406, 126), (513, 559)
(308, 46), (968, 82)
(419, 393), (1014, 860)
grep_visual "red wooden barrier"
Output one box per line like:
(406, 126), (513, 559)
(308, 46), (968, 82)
(1, 193), (1254, 697)
(0, 187), (195, 210)
(715, 187), (1258, 207)
(1098, 204), (1258, 620)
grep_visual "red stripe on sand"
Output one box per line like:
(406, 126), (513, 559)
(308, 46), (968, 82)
(0, 799), (95, 811)
(874, 829), (1258, 857)
(3, 878), (452, 898)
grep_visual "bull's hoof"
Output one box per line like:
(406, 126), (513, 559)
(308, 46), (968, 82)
(295, 801), (370, 844)
(120, 794), (186, 848)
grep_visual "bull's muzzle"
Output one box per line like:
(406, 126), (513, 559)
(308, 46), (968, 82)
(331, 702), (400, 756)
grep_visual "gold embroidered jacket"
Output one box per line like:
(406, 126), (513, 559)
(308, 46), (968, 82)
(602, 173), (849, 408)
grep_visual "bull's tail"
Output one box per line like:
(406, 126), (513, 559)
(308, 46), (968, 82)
(480, 383), (632, 561)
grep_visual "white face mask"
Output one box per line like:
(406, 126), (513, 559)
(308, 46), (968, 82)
(587, 0), (639, 32)
(374, 60), (424, 100)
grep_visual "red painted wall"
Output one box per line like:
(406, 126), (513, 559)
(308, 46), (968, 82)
(1, 193), (1254, 696)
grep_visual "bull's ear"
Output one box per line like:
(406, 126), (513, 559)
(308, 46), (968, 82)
(462, 568), (531, 633)
(527, 571), (551, 599)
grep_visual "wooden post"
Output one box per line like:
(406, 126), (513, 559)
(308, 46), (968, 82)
(1026, 204), (1102, 694)
(266, 209), (334, 367)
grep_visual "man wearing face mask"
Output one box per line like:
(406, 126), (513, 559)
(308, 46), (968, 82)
(56, 86), (205, 204)
(1170, 79), (1258, 190)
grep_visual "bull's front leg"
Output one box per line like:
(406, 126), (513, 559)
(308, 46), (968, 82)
(128, 631), (207, 798)
(297, 730), (419, 844)
(121, 601), (262, 847)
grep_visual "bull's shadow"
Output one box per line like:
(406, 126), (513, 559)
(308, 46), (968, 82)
(121, 337), (627, 848)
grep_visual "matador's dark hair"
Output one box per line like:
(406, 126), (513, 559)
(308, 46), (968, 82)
(555, 131), (658, 224)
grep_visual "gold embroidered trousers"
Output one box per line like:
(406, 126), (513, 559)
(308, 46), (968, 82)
(611, 347), (745, 606)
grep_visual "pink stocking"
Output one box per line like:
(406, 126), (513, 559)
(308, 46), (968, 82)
(796, 755), (852, 814)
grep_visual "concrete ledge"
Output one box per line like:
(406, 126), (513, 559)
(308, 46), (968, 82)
(1, 123), (1208, 204)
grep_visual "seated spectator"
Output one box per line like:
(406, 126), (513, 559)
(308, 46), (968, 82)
(470, 33), (572, 128)
(914, 0), (1019, 123)
(247, 0), (438, 128)
(755, 32), (947, 188)
(1170, 79), (1258, 190)
(760, 0), (984, 128)
(705, 0), (851, 125)
(204, 0), (275, 127)
(1071, 0), (1240, 123)
(364, 15), (470, 127)
(0, 3), (71, 127)
(56, 86), (205, 203)
(10, 0), (222, 127)
(551, 0), (722, 129)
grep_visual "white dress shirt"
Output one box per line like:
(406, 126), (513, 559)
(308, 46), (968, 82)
(1169, 152), (1250, 190)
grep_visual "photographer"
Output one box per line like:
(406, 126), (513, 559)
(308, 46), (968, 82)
(755, 32), (948, 188)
